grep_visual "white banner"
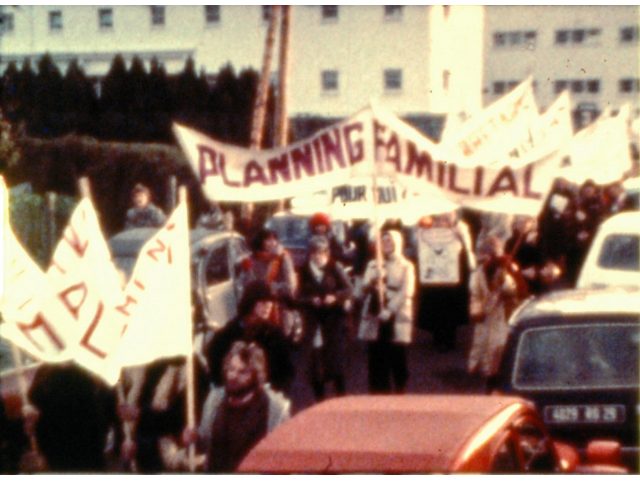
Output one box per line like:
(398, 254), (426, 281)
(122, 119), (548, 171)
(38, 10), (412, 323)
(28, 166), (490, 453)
(174, 107), (374, 202)
(562, 108), (633, 185)
(0, 178), (74, 362)
(177, 103), (563, 216)
(45, 197), (127, 385)
(440, 77), (540, 163)
(112, 199), (192, 368)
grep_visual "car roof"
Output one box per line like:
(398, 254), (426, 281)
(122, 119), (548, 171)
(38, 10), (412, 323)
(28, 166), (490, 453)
(596, 211), (640, 234)
(238, 394), (527, 473)
(510, 287), (640, 326)
(108, 227), (239, 257)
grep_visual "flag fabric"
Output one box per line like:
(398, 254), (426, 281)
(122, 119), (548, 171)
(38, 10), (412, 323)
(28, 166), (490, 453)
(112, 199), (192, 368)
(45, 197), (128, 384)
(0, 177), (73, 362)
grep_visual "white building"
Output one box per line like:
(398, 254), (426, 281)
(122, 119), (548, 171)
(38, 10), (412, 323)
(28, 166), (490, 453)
(0, 5), (636, 125)
(0, 5), (483, 122)
(484, 5), (640, 118)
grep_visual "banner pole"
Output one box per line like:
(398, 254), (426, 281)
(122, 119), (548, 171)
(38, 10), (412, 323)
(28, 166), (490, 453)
(115, 381), (138, 472)
(371, 142), (385, 311)
(179, 186), (197, 473)
(9, 342), (40, 457)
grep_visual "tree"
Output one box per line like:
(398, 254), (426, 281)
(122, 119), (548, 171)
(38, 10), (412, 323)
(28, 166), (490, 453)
(15, 58), (36, 124)
(0, 109), (21, 173)
(62, 59), (98, 135)
(1, 61), (20, 120)
(32, 53), (65, 136)
(128, 55), (148, 114)
(100, 54), (129, 113)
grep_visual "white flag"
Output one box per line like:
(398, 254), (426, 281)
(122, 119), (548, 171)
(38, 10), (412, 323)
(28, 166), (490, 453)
(113, 199), (192, 367)
(45, 197), (127, 385)
(0, 178), (73, 362)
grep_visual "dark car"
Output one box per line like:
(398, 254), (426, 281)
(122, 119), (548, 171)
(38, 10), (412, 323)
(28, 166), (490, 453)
(239, 394), (626, 474)
(109, 227), (250, 331)
(494, 287), (640, 470)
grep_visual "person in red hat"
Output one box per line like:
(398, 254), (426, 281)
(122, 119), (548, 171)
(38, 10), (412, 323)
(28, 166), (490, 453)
(308, 212), (349, 264)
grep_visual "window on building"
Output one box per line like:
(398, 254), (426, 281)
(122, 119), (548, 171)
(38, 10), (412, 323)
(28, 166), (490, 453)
(384, 69), (403, 91)
(554, 80), (568, 94)
(493, 81), (506, 95)
(98, 8), (113, 29)
(49, 10), (62, 31)
(508, 31), (523, 45)
(524, 30), (537, 47)
(620, 26), (639, 43)
(0, 13), (14, 33)
(494, 30), (536, 49)
(493, 32), (506, 47)
(262, 6), (272, 22)
(586, 79), (600, 93)
(572, 29), (585, 43)
(322, 6), (339, 21)
(507, 80), (519, 90)
(384, 5), (403, 21)
(571, 80), (584, 93)
(555, 30), (569, 44)
(321, 70), (339, 92)
(150, 6), (165, 26)
(205, 5), (220, 24)
(620, 78), (640, 93)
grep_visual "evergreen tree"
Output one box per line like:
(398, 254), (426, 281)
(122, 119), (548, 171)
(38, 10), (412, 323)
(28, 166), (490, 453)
(33, 53), (65, 136)
(101, 54), (129, 113)
(1, 61), (20, 121)
(173, 56), (203, 114)
(62, 59), (98, 135)
(16, 58), (36, 125)
(148, 57), (172, 112)
(0, 109), (21, 172)
(128, 56), (148, 114)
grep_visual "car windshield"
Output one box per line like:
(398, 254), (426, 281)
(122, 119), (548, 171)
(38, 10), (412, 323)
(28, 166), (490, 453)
(597, 234), (640, 271)
(513, 322), (639, 390)
(266, 217), (310, 246)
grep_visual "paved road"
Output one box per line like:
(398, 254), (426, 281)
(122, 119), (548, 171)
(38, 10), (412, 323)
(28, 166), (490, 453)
(288, 324), (487, 415)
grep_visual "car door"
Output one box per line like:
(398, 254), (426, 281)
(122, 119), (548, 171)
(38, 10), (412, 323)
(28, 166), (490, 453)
(198, 238), (236, 330)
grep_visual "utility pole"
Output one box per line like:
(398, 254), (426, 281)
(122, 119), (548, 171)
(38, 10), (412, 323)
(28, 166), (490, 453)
(250, 5), (281, 150)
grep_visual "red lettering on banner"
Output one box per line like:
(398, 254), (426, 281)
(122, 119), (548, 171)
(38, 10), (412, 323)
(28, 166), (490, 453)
(473, 166), (485, 196)
(373, 120), (386, 157)
(404, 141), (434, 181)
(312, 138), (324, 174)
(59, 282), (88, 320)
(219, 155), (241, 188)
(487, 167), (518, 197)
(244, 161), (270, 187)
(320, 128), (346, 171)
(147, 238), (173, 264)
(437, 161), (446, 187)
(291, 144), (315, 179)
(166, 222), (175, 231)
(386, 132), (401, 173)
(79, 302), (107, 359)
(523, 164), (542, 199)
(133, 279), (146, 291)
(448, 165), (470, 195)
(116, 295), (139, 317)
(343, 122), (364, 165)
(268, 153), (292, 184)
(198, 145), (219, 181)
(18, 313), (65, 352)
(63, 226), (89, 258)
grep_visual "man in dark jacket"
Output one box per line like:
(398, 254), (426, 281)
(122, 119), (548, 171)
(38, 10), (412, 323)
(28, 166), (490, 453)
(206, 281), (295, 394)
(297, 235), (353, 400)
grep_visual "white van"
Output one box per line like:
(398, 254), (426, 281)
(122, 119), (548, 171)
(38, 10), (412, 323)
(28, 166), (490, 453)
(577, 211), (640, 289)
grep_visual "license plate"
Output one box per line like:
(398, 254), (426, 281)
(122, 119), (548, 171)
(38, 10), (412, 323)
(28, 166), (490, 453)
(544, 404), (626, 424)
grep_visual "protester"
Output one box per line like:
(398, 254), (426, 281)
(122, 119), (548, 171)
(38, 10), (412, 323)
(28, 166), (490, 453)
(467, 236), (527, 389)
(117, 357), (207, 473)
(297, 235), (353, 400)
(206, 281), (295, 394)
(26, 362), (117, 472)
(238, 228), (298, 339)
(124, 183), (167, 229)
(504, 215), (542, 295)
(358, 230), (416, 394)
(308, 212), (350, 264)
(415, 211), (475, 352)
(181, 341), (290, 473)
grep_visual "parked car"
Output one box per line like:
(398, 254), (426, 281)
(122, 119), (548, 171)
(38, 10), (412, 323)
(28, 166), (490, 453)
(238, 394), (626, 474)
(576, 211), (640, 289)
(264, 211), (348, 268)
(109, 227), (249, 331)
(494, 287), (640, 470)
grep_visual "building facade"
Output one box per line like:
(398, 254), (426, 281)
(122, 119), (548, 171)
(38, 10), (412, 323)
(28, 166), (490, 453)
(0, 5), (636, 124)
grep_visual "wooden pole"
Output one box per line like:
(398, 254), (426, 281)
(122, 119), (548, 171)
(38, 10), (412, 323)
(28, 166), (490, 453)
(179, 186), (197, 472)
(44, 192), (56, 263)
(167, 175), (177, 213)
(275, 6), (291, 212)
(78, 177), (91, 199)
(10, 343), (41, 458)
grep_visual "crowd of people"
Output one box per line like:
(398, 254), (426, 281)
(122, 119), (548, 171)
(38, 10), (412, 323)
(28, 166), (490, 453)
(0, 175), (635, 474)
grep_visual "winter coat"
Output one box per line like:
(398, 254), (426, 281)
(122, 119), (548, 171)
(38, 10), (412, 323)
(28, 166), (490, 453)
(358, 231), (416, 344)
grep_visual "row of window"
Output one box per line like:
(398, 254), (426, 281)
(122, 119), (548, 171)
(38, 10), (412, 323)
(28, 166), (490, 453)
(322, 69), (403, 92)
(491, 78), (640, 95)
(0, 6), (408, 34)
(493, 25), (639, 48)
